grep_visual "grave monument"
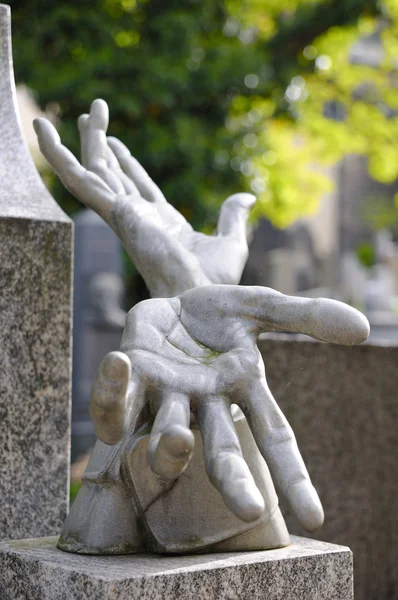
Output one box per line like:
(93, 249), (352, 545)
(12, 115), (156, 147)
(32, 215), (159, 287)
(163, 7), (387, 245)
(0, 4), (366, 597)
(33, 96), (369, 556)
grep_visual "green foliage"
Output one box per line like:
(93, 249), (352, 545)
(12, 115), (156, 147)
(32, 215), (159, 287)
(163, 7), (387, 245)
(225, 0), (398, 226)
(363, 194), (398, 233)
(356, 241), (375, 269)
(11, 0), (259, 229)
(10, 0), (397, 231)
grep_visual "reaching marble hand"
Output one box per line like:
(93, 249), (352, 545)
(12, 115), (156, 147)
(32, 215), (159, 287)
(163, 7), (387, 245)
(90, 284), (369, 531)
(33, 100), (254, 298)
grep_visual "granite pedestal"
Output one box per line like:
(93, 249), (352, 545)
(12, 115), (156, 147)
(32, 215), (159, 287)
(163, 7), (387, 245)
(0, 4), (73, 540)
(0, 536), (352, 600)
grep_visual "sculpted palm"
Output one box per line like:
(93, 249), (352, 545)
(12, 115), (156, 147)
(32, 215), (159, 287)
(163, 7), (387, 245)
(34, 99), (255, 297)
(90, 284), (369, 529)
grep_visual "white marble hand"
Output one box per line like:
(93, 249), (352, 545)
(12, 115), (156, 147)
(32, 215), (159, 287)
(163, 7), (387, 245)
(33, 99), (255, 297)
(90, 285), (369, 530)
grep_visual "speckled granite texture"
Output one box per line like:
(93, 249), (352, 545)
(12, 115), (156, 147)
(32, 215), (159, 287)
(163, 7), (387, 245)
(259, 335), (398, 600)
(0, 535), (353, 600)
(0, 5), (72, 540)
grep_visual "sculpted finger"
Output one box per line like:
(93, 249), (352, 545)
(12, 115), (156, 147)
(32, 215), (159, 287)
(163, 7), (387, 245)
(107, 136), (167, 203)
(83, 99), (108, 169)
(181, 285), (369, 346)
(246, 288), (370, 344)
(78, 113), (89, 130)
(89, 351), (146, 445)
(33, 118), (115, 221)
(217, 193), (255, 237)
(79, 99), (125, 194)
(288, 296), (370, 345)
(148, 392), (194, 480)
(77, 113), (89, 165)
(197, 397), (265, 523)
(241, 377), (324, 532)
(106, 145), (140, 195)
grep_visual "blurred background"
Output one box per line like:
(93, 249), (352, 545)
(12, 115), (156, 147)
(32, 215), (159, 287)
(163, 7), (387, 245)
(10, 0), (398, 460)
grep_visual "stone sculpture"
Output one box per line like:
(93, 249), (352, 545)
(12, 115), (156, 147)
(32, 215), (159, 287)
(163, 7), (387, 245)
(34, 99), (370, 554)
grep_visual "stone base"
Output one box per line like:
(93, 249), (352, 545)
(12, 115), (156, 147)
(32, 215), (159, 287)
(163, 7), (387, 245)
(0, 535), (352, 599)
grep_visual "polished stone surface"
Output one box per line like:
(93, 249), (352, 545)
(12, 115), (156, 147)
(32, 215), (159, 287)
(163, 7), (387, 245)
(260, 334), (398, 600)
(0, 4), (72, 540)
(0, 535), (353, 599)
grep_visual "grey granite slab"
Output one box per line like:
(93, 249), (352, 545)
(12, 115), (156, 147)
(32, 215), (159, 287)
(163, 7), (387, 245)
(0, 4), (73, 540)
(0, 535), (353, 599)
(0, 4), (68, 222)
(259, 334), (398, 600)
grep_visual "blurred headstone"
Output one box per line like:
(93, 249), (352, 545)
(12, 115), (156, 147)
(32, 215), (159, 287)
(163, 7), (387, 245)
(72, 209), (126, 461)
(261, 335), (398, 600)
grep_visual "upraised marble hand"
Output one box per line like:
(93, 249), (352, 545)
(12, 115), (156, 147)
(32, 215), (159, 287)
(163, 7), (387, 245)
(33, 100), (255, 298)
(90, 284), (369, 531)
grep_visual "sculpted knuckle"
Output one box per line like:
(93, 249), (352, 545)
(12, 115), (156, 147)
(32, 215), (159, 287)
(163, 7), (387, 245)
(239, 351), (262, 378)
